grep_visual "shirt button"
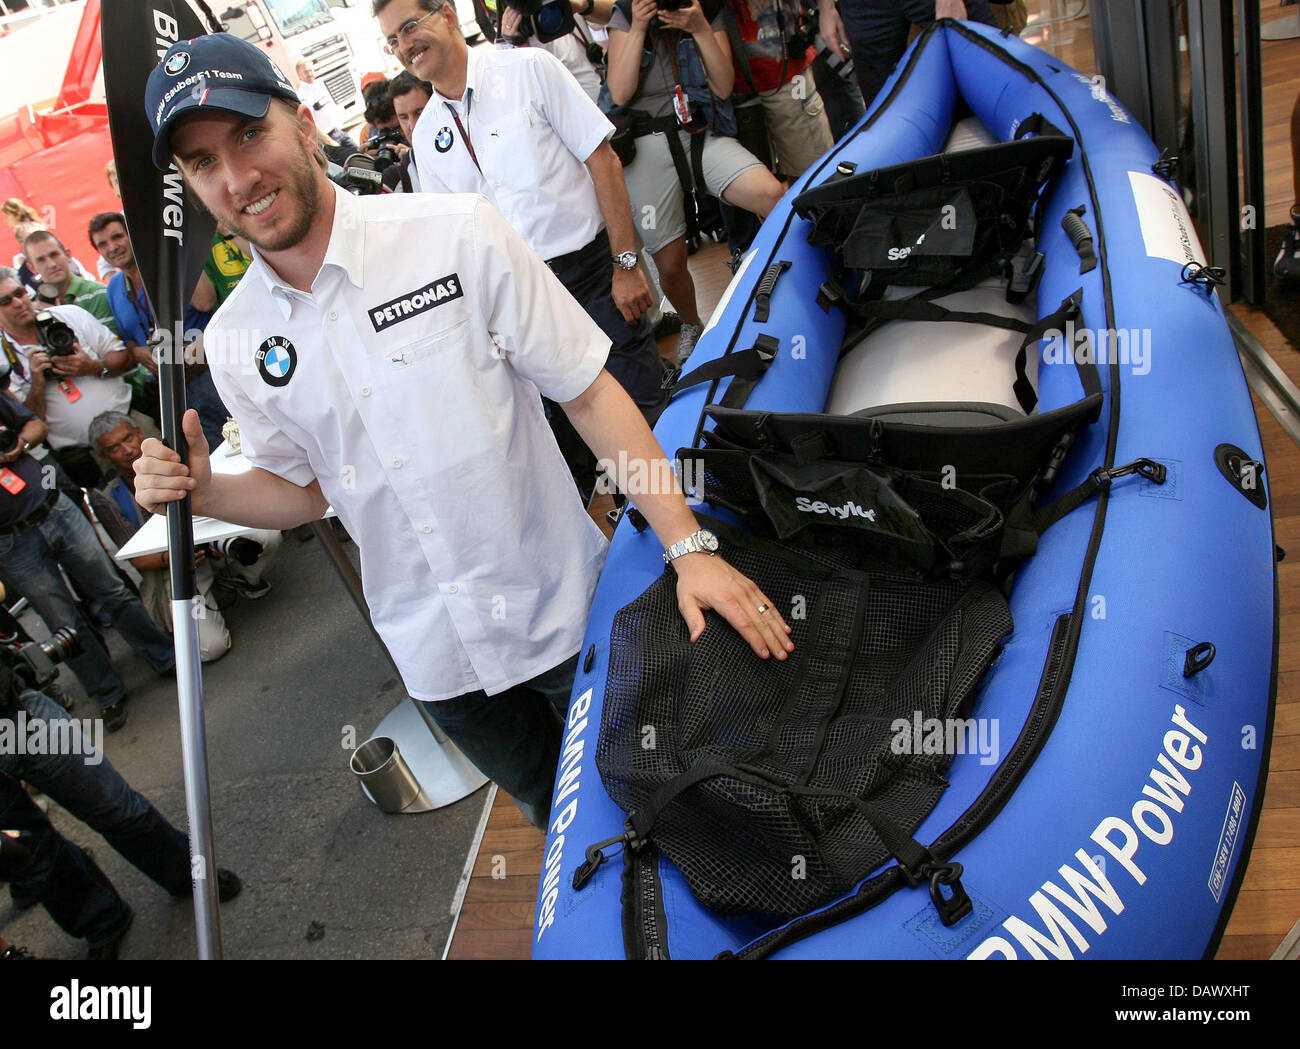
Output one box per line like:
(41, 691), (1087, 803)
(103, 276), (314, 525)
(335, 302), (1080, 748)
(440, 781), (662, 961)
(448, 584), (459, 594)
(392, 458), (403, 469)
(422, 525), (432, 534)
(360, 385), (371, 397)
(327, 309), (338, 320)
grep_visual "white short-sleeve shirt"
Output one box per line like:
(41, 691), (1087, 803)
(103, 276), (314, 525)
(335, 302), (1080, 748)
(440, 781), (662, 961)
(202, 186), (612, 701)
(411, 45), (614, 262)
(7, 304), (132, 449)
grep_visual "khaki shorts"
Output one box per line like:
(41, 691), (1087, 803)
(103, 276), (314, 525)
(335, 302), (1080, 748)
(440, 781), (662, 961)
(624, 128), (765, 256)
(761, 76), (835, 180)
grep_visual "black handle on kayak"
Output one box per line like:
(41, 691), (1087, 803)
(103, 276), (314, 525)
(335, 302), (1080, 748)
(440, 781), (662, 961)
(1062, 206), (1097, 274)
(753, 261), (792, 323)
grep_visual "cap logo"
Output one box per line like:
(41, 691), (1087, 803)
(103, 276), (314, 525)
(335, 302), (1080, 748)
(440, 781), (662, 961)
(165, 51), (190, 75)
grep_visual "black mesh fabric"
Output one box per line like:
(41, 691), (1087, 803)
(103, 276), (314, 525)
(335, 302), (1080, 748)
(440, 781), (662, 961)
(595, 529), (1013, 917)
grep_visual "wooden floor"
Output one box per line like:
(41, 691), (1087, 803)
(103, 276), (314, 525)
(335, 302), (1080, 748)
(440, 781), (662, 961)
(447, 3), (1300, 960)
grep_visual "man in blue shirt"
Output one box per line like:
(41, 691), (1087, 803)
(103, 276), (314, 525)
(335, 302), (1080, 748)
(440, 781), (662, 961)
(89, 213), (229, 449)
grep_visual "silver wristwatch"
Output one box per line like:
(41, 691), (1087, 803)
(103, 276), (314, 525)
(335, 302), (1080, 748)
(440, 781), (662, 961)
(611, 251), (638, 271)
(663, 528), (720, 564)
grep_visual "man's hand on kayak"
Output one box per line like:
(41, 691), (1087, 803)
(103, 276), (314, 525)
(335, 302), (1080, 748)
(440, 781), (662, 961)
(671, 552), (795, 660)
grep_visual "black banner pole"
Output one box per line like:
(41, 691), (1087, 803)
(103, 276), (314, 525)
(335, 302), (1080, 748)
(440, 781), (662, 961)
(101, 0), (223, 958)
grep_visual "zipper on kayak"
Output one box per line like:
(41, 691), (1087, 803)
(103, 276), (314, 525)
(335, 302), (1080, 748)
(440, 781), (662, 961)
(624, 843), (671, 960)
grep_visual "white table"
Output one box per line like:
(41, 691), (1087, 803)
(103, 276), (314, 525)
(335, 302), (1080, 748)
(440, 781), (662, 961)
(114, 440), (486, 812)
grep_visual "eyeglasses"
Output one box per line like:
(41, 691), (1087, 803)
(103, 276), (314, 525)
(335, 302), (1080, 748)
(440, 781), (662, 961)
(0, 286), (29, 307)
(383, 5), (445, 54)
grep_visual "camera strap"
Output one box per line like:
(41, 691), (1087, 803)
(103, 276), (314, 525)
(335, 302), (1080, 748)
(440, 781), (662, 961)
(0, 331), (24, 380)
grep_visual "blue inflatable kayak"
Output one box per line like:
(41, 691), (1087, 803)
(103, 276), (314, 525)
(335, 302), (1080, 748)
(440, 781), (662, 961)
(533, 20), (1277, 960)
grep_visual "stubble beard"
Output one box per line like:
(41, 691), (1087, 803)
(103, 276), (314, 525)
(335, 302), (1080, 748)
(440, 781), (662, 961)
(221, 142), (321, 254)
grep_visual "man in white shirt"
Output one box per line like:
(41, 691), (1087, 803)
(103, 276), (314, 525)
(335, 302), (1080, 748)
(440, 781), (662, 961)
(377, 0), (668, 437)
(137, 33), (791, 829)
(0, 270), (135, 488)
(295, 58), (362, 158)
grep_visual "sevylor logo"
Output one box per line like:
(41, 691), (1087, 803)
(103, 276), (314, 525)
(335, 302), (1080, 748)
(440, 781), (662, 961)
(795, 496), (877, 522)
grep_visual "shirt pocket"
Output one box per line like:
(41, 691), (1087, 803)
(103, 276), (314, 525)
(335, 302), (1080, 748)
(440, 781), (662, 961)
(482, 107), (549, 176)
(370, 317), (471, 387)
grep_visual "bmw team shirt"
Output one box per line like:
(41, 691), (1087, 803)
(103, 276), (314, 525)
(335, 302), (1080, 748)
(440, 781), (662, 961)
(411, 43), (614, 263)
(202, 187), (612, 701)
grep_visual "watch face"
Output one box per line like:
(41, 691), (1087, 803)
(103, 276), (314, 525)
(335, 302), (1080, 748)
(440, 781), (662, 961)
(699, 530), (719, 552)
(614, 252), (638, 270)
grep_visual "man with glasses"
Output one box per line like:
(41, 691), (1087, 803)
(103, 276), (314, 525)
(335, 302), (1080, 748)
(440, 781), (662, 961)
(375, 0), (667, 495)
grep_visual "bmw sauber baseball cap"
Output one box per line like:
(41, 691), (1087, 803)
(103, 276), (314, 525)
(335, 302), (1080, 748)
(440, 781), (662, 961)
(146, 33), (301, 170)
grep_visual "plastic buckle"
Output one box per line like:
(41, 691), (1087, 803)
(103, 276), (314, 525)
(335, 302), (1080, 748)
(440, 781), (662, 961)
(1094, 458), (1167, 487)
(925, 863), (973, 927)
(1179, 262), (1226, 291)
(572, 824), (638, 892)
(1152, 150), (1180, 182)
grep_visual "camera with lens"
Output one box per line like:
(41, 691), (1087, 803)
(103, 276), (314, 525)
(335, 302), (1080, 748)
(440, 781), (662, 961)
(364, 125), (406, 171)
(330, 151), (386, 195)
(655, 0), (692, 10)
(33, 310), (78, 379)
(785, 7), (817, 60)
(501, 0), (574, 44)
(0, 627), (80, 715)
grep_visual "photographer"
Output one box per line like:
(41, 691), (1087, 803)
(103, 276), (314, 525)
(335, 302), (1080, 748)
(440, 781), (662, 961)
(605, 0), (786, 362)
(0, 599), (241, 959)
(0, 396), (174, 733)
(0, 268), (135, 489)
(383, 0), (670, 439)
(384, 72), (434, 192)
(719, 0), (833, 181)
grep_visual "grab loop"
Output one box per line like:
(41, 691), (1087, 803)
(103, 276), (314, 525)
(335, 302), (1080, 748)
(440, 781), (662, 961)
(1182, 641), (1216, 679)
(1152, 149), (1180, 182)
(573, 826), (639, 891)
(924, 863), (972, 927)
(1180, 262), (1226, 291)
(1092, 458), (1167, 487)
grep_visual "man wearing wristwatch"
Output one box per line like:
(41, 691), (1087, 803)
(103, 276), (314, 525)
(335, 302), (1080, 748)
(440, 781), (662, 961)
(135, 31), (793, 830)
(378, 1), (668, 460)
(0, 269), (137, 489)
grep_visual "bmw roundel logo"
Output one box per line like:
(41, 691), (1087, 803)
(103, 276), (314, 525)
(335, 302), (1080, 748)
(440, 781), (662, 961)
(256, 335), (297, 388)
(165, 51), (190, 75)
(434, 127), (454, 153)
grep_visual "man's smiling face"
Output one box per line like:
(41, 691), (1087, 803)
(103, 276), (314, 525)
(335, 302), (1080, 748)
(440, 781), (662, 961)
(170, 101), (324, 255)
(377, 0), (463, 90)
